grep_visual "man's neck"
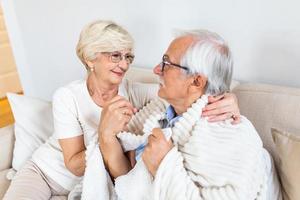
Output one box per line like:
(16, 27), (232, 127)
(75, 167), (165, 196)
(170, 93), (203, 115)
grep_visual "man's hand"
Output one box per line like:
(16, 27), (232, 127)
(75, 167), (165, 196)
(202, 93), (241, 124)
(142, 128), (173, 176)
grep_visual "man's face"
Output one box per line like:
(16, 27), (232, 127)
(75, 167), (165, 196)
(153, 36), (195, 103)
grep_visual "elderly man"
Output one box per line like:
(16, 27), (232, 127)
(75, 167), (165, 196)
(82, 28), (281, 200)
(113, 30), (282, 200)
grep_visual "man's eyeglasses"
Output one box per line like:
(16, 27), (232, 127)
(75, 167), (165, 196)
(160, 55), (189, 72)
(102, 51), (135, 64)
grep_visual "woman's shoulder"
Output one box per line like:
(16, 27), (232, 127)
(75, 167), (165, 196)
(57, 79), (85, 92)
(53, 79), (86, 102)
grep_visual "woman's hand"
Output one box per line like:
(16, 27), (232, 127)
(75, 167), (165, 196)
(98, 95), (136, 140)
(202, 93), (241, 124)
(98, 95), (137, 178)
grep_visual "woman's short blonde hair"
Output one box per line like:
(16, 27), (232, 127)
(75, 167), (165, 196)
(76, 20), (134, 69)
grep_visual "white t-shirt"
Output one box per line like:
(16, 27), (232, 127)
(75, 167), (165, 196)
(32, 79), (158, 191)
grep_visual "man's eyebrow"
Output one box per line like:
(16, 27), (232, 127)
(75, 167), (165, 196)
(163, 54), (171, 61)
(165, 54), (178, 64)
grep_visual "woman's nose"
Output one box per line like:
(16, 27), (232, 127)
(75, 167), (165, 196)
(118, 58), (129, 70)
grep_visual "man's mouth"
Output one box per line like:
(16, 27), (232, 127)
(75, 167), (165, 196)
(159, 79), (164, 87)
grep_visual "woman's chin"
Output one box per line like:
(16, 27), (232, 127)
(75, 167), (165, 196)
(109, 76), (123, 85)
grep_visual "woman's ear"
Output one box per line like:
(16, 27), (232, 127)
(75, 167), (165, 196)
(85, 59), (93, 68)
(85, 59), (95, 72)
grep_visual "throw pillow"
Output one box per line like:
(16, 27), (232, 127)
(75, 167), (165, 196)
(271, 128), (300, 200)
(7, 93), (53, 171)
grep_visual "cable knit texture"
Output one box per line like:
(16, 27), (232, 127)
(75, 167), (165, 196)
(78, 95), (275, 200)
(117, 99), (167, 151)
(71, 100), (167, 200)
(116, 95), (272, 200)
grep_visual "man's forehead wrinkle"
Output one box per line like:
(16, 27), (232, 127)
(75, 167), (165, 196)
(166, 36), (196, 63)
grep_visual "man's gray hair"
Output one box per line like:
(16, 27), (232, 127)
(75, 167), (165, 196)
(179, 30), (233, 96)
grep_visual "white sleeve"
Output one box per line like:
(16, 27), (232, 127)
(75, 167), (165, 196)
(153, 148), (240, 200)
(52, 87), (83, 139)
(124, 79), (159, 109)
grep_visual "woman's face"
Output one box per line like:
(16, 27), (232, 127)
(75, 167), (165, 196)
(89, 49), (134, 85)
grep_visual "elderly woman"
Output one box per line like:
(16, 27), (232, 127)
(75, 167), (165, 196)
(4, 21), (240, 200)
(112, 30), (282, 200)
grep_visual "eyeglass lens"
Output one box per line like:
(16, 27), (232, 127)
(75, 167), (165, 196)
(110, 52), (134, 64)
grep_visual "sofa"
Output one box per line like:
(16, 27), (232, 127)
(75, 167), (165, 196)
(0, 67), (299, 199)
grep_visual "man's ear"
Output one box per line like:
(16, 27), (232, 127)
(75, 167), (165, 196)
(192, 74), (207, 89)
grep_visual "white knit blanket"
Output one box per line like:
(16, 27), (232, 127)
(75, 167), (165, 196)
(68, 99), (167, 200)
(70, 96), (277, 200)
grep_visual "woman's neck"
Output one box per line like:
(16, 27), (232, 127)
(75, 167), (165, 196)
(87, 73), (119, 106)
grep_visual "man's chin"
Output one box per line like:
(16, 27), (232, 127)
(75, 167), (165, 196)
(158, 89), (165, 99)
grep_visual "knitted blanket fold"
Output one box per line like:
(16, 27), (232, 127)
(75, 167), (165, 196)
(116, 95), (272, 200)
(68, 137), (117, 200)
(68, 99), (167, 200)
(72, 96), (274, 200)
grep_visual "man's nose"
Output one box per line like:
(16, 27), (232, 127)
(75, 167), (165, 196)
(153, 64), (162, 75)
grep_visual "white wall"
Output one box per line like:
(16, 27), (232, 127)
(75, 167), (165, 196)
(2, 0), (300, 100)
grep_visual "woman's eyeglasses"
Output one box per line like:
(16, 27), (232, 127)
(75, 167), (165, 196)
(102, 51), (135, 64)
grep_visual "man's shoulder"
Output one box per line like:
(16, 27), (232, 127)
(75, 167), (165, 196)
(194, 116), (263, 145)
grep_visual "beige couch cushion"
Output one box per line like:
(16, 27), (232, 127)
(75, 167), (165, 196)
(0, 125), (14, 171)
(0, 169), (11, 199)
(272, 128), (300, 200)
(233, 83), (300, 199)
(125, 67), (159, 83)
(233, 83), (300, 162)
